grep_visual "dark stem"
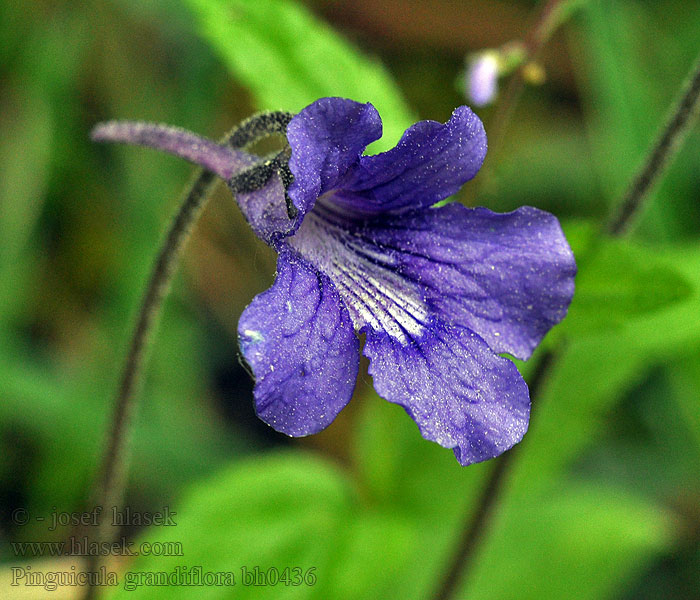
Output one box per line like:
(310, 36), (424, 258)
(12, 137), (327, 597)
(607, 52), (700, 236)
(486, 0), (565, 162)
(82, 168), (218, 600)
(432, 46), (700, 600)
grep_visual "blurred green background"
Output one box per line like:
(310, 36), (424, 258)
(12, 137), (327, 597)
(1, 0), (699, 598)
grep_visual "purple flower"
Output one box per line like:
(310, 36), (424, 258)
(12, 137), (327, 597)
(93, 97), (575, 465)
(467, 52), (499, 106)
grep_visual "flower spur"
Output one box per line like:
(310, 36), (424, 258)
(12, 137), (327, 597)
(93, 97), (575, 465)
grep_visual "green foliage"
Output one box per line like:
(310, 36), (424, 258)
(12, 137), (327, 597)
(183, 0), (415, 150)
(466, 483), (673, 600)
(103, 442), (673, 600)
(106, 453), (417, 600)
(562, 222), (693, 334)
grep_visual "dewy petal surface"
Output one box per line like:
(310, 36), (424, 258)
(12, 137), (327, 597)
(356, 203), (576, 360)
(364, 321), (530, 465)
(286, 97), (383, 218)
(237, 249), (359, 436)
(288, 201), (574, 360)
(329, 105), (487, 215)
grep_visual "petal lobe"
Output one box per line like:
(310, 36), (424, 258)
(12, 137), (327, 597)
(238, 249), (360, 436)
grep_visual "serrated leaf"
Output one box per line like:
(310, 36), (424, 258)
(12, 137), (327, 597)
(183, 0), (414, 151)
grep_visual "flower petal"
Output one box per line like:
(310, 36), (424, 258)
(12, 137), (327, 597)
(363, 321), (530, 465)
(238, 249), (359, 436)
(287, 204), (432, 345)
(236, 177), (297, 245)
(330, 106), (486, 215)
(288, 201), (574, 360)
(287, 97), (383, 217)
(360, 204), (576, 359)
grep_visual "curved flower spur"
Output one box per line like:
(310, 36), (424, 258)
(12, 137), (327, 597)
(93, 97), (576, 466)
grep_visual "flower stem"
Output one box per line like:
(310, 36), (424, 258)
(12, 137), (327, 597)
(82, 167), (219, 600)
(487, 0), (567, 160)
(432, 50), (700, 600)
(82, 112), (292, 598)
(607, 52), (700, 236)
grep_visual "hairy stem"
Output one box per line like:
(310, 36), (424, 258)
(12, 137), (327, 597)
(82, 168), (219, 600)
(83, 112), (292, 598)
(607, 52), (700, 236)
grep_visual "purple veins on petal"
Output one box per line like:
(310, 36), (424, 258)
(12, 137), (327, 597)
(353, 203), (577, 360)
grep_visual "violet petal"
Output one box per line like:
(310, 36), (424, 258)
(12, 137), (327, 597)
(330, 106), (486, 215)
(286, 98), (383, 217)
(358, 203), (576, 360)
(238, 249), (359, 436)
(235, 176), (297, 245)
(363, 320), (530, 466)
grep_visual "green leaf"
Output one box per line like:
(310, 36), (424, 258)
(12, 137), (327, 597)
(0, 63), (53, 326)
(463, 484), (674, 600)
(105, 450), (674, 600)
(183, 0), (414, 150)
(105, 452), (417, 600)
(669, 350), (700, 453)
(0, 306), (244, 529)
(562, 227), (693, 335)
